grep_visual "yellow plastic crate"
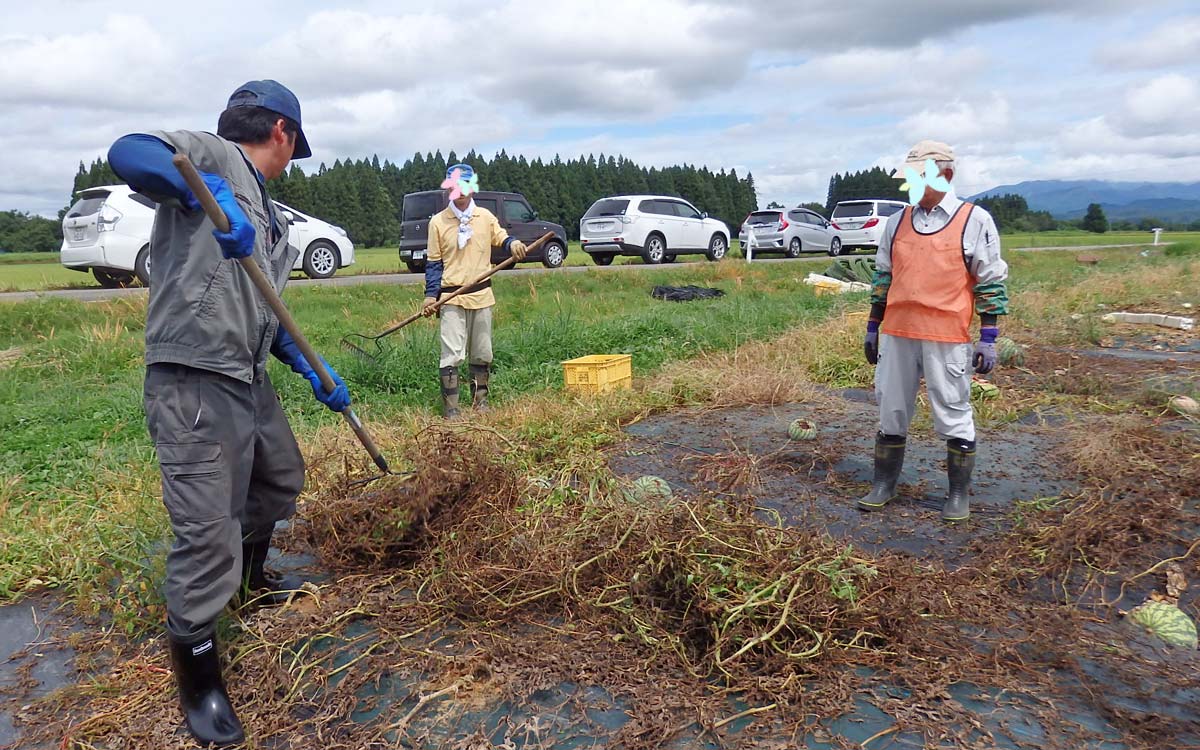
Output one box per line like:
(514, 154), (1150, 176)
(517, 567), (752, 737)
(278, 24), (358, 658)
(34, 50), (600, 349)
(562, 354), (633, 394)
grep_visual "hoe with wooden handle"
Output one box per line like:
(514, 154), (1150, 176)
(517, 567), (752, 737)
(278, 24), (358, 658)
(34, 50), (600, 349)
(172, 154), (390, 478)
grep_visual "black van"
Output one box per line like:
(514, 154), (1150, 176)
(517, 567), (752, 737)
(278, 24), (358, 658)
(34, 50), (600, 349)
(398, 190), (569, 272)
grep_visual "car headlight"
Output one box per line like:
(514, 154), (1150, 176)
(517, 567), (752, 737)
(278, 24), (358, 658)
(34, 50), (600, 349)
(332, 226), (348, 237)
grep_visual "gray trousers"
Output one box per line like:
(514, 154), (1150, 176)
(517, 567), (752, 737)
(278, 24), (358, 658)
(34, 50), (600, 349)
(439, 304), (493, 369)
(875, 334), (975, 442)
(145, 364), (305, 640)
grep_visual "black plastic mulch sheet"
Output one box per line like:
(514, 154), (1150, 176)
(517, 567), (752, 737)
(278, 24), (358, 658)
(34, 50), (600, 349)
(651, 285), (726, 302)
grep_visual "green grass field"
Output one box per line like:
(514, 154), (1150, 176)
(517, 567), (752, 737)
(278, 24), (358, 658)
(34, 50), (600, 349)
(4, 232), (1198, 293)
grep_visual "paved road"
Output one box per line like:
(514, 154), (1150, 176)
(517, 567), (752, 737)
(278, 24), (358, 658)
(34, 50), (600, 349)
(0, 256), (816, 303)
(0, 242), (1169, 303)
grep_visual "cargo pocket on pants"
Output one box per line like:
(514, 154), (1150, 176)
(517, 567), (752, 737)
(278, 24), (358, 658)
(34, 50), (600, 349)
(156, 442), (229, 525)
(944, 360), (970, 405)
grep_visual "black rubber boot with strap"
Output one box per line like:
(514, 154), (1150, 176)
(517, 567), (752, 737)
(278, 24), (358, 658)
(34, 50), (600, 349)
(942, 439), (976, 521)
(857, 433), (906, 512)
(469, 363), (490, 412)
(168, 626), (244, 748)
(241, 538), (303, 607)
(440, 366), (460, 419)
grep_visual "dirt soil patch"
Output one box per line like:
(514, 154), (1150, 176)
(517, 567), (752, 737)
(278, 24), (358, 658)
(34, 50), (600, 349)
(612, 396), (1070, 568)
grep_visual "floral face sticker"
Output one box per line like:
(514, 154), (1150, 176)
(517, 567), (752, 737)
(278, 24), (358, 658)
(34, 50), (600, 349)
(898, 158), (951, 205)
(441, 164), (479, 200)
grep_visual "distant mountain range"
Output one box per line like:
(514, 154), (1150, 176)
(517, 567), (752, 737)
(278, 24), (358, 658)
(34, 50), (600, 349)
(971, 180), (1200, 222)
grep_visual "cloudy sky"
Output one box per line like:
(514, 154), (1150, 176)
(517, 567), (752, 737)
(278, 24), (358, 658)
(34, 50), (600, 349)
(3, 0), (1198, 216)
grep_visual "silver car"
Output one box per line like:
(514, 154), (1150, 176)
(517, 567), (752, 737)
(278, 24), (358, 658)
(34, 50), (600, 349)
(738, 208), (842, 258)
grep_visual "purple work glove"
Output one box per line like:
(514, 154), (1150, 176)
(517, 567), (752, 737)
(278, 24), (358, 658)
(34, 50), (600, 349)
(974, 326), (999, 374)
(864, 320), (880, 365)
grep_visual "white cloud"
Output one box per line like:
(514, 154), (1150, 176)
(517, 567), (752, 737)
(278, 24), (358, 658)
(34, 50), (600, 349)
(0, 16), (179, 110)
(0, 0), (1196, 217)
(1098, 16), (1200, 69)
(1119, 73), (1200, 135)
(899, 95), (1013, 144)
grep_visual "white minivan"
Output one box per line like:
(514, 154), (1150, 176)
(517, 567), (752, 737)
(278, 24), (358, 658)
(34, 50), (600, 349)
(60, 185), (356, 287)
(579, 195), (730, 265)
(830, 199), (907, 255)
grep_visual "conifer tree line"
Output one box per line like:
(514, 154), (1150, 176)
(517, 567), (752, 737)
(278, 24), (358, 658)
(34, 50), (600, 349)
(50, 153), (758, 249)
(824, 167), (906, 212)
(266, 150), (759, 245)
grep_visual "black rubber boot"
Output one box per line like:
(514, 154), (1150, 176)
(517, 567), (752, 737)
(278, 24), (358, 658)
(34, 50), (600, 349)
(942, 439), (976, 521)
(857, 433), (906, 512)
(241, 538), (303, 608)
(469, 363), (490, 412)
(168, 627), (245, 748)
(440, 366), (460, 419)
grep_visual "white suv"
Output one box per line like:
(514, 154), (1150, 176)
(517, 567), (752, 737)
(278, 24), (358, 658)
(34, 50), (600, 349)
(61, 186), (356, 287)
(579, 195), (730, 265)
(61, 185), (157, 287)
(830, 199), (907, 255)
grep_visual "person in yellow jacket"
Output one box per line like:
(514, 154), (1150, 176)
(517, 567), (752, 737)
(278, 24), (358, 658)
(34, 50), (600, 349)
(422, 164), (527, 417)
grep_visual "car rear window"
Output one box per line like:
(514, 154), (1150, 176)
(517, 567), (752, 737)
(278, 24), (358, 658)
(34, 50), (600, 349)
(66, 194), (109, 218)
(402, 192), (443, 221)
(877, 203), (905, 217)
(832, 202), (875, 219)
(748, 211), (781, 225)
(585, 199), (630, 218)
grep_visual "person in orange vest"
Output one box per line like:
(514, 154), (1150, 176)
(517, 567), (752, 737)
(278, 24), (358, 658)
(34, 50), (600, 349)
(859, 140), (1009, 521)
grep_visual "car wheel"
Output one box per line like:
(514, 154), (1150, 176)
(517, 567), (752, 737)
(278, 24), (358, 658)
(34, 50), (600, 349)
(828, 237), (843, 257)
(592, 253), (615, 266)
(405, 261), (425, 273)
(134, 245), (151, 286)
(541, 241), (566, 268)
(705, 234), (727, 261)
(785, 237), (802, 259)
(93, 268), (135, 289)
(303, 241), (340, 279)
(642, 234), (666, 264)
(663, 254), (677, 263)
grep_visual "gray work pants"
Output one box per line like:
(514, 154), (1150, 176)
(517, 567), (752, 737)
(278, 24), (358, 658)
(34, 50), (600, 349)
(875, 334), (976, 442)
(145, 364), (305, 640)
(439, 304), (494, 369)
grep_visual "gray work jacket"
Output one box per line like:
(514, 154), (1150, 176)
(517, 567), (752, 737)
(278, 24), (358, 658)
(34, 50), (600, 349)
(144, 130), (299, 383)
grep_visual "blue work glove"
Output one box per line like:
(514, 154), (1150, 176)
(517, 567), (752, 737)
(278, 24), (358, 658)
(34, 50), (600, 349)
(184, 172), (255, 259)
(271, 329), (352, 412)
(864, 320), (880, 365)
(974, 326), (999, 375)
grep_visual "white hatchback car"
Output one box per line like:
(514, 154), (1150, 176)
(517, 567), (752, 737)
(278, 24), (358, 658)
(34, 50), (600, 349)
(579, 195), (730, 265)
(60, 185), (355, 287)
(739, 207), (843, 258)
(830, 199), (907, 255)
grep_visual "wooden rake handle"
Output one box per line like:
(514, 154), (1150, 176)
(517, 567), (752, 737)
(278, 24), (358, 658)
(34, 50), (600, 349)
(375, 230), (556, 339)
(173, 154), (389, 473)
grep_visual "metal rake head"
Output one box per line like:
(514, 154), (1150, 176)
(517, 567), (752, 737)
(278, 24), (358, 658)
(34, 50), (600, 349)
(340, 332), (390, 362)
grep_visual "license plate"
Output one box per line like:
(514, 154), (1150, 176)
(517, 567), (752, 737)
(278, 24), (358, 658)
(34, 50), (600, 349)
(412, 251), (425, 259)
(844, 222), (864, 230)
(591, 222), (613, 232)
(72, 228), (85, 240)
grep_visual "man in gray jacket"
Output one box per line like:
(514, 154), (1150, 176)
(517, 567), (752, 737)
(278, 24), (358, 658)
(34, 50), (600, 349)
(108, 80), (349, 747)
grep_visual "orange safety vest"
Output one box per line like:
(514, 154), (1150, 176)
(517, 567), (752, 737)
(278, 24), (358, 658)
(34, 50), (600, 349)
(881, 203), (976, 344)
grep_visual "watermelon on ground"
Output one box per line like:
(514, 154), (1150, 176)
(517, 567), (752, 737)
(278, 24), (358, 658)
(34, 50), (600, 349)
(1129, 601), (1198, 649)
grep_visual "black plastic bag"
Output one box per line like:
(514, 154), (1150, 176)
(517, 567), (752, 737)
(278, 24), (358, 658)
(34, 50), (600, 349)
(651, 285), (726, 302)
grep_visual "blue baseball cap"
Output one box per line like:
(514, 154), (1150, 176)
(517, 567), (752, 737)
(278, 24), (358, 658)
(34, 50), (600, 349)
(226, 80), (311, 159)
